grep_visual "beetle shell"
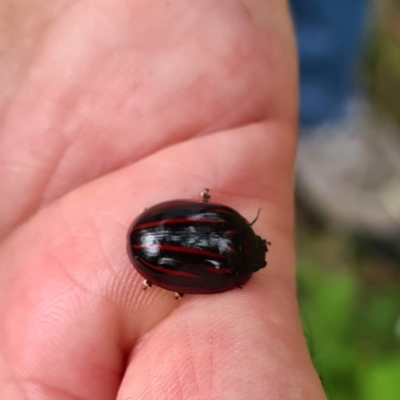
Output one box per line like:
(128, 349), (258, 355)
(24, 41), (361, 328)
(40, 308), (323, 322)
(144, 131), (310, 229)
(127, 200), (268, 294)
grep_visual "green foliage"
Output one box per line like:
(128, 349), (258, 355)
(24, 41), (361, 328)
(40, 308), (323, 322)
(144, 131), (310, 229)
(358, 358), (400, 400)
(364, 0), (400, 127)
(297, 261), (400, 400)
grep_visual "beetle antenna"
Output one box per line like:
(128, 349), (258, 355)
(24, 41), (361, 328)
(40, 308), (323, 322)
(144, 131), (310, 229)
(249, 208), (261, 226)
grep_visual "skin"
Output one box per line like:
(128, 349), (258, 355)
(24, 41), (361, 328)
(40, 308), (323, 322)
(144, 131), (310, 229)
(0, 0), (327, 399)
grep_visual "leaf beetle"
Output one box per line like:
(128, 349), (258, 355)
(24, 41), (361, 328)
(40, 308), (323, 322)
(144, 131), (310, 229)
(127, 189), (269, 298)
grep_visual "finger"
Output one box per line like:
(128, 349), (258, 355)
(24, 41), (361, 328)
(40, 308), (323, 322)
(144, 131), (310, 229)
(0, 121), (306, 399)
(0, 0), (295, 238)
(118, 277), (326, 399)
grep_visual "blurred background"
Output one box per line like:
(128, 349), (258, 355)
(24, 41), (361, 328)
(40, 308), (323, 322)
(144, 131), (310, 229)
(293, 0), (400, 399)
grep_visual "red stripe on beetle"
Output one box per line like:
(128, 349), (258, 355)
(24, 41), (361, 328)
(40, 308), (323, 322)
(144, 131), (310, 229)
(132, 217), (226, 231)
(205, 266), (234, 274)
(132, 244), (225, 259)
(137, 257), (199, 279)
(226, 245), (237, 255)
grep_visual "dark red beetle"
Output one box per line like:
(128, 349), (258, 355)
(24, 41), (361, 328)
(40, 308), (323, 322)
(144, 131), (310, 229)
(127, 189), (268, 298)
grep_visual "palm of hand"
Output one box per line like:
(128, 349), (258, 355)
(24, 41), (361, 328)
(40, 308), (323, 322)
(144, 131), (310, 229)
(0, 1), (326, 399)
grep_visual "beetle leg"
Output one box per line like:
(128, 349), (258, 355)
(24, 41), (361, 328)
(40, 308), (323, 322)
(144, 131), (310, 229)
(174, 292), (183, 299)
(262, 239), (271, 251)
(142, 280), (153, 290)
(236, 284), (244, 289)
(200, 188), (211, 203)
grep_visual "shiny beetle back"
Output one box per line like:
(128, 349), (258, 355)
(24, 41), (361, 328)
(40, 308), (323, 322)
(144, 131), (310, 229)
(127, 195), (268, 295)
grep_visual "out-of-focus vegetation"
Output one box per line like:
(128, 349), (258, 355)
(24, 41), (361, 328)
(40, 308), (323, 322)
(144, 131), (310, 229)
(297, 244), (400, 400)
(297, 2), (400, 399)
(365, 0), (400, 125)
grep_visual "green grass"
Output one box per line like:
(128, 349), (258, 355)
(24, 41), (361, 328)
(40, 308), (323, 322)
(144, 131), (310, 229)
(297, 260), (400, 400)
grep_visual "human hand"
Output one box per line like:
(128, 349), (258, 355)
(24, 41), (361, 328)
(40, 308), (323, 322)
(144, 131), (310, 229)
(0, 0), (326, 398)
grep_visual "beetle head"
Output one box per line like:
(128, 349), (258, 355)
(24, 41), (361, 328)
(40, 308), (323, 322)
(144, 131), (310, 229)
(253, 236), (269, 272)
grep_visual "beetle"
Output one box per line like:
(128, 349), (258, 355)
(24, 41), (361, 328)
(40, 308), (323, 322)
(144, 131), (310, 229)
(126, 189), (269, 298)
